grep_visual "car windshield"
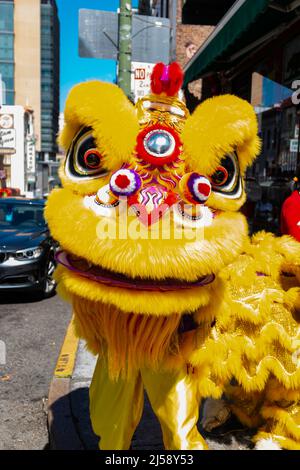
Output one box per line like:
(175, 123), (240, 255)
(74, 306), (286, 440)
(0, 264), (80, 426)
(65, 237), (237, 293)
(0, 202), (46, 229)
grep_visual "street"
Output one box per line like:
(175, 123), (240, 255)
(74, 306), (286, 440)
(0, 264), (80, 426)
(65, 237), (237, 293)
(0, 293), (71, 450)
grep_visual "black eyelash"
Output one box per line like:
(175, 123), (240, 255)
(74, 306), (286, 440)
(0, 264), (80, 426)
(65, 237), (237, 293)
(211, 152), (241, 196)
(66, 127), (106, 179)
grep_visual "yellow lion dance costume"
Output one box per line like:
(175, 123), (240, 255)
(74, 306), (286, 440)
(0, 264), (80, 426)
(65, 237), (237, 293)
(46, 62), (300, 450)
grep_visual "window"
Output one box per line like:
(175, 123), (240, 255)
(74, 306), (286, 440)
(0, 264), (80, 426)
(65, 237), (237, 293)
(0, 3), (14, 32)
(42, 84), (52, 92)
(0, 33), (13, 60)
(3, 90), (14, 105)
(0, 3), (14, 103)
(0, 62), (14, 89)
(42, 111), (53, 119)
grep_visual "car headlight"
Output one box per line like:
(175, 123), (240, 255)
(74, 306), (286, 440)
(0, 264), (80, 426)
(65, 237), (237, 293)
(15, 247), (44, 261)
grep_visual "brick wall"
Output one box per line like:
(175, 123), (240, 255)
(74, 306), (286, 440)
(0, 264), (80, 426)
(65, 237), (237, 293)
(175, 0), (213, 68)
(175, 0), (214, 101)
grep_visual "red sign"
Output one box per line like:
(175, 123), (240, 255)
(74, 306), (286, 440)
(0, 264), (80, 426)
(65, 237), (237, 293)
(135, 68), (146, 80)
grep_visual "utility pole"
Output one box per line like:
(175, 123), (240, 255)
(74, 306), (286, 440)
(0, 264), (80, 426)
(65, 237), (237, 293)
(118, 0), (133, 98)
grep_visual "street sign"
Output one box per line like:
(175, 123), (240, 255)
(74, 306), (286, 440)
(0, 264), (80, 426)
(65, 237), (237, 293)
(0, 114), (14, 129)
(26, 137), (36, 174)
(79, 10), (170, 64)
(290, 138), (299, 153)
(79, 10), (118, 60)
(0, 129), (16, 155)
(131, 62), (155, 102)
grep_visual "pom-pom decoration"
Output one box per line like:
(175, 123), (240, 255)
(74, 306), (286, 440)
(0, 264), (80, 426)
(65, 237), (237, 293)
(136, 124), (182, 167)
(151, 62), (184, 97)
(179, 173), (211, 205)
(109, 168), (142, 197)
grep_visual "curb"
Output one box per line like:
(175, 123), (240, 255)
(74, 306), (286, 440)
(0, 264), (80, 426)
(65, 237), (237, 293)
(54, 320), (79, 379)
(47, 318), (84, 450)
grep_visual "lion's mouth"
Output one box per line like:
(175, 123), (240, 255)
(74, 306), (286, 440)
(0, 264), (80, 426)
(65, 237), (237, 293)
(55, 251), (215, 292)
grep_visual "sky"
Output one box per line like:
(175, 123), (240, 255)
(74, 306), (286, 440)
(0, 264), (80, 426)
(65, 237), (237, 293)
(56, 0), (138, 112)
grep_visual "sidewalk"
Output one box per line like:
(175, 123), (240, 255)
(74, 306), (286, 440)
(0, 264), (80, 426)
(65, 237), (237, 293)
(48, 320), (254, 450)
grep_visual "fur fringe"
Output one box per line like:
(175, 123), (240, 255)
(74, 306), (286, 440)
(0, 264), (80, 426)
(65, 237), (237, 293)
(72, 296), (181, 380)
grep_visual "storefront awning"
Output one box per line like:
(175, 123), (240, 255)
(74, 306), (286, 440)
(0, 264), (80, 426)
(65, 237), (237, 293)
(184, 0), (272, 86)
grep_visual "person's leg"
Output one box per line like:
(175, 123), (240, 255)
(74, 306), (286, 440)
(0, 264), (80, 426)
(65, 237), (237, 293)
(89, 357), (144, 450)
(141, 366), (208, 450)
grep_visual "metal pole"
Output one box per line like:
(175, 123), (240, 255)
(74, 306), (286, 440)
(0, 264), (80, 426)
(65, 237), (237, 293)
(118, 0), (132, 97)
(169, 0), (177, 62)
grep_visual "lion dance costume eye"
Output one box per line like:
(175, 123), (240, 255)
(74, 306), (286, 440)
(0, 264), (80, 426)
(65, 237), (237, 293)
(46, 62), (300, 451)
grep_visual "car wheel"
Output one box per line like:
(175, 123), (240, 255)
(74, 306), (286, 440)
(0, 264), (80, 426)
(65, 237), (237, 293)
(41, 256), (56, 298)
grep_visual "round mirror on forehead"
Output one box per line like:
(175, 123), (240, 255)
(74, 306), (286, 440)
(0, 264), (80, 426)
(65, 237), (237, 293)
(137, 124), (182, 167)
(144, 129), (176, 158)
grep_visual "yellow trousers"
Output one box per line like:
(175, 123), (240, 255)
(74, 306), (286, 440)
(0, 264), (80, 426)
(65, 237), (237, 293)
(89, 357), (208, 450)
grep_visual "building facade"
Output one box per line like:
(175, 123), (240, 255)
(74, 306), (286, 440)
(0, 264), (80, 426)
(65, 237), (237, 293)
(0, 105), (36, 196)
(183, 1), (300, 233)
(0, 0), (60, 197)
(40, 0), (60, 158)
(138, 0), (217, 67)
(0, 0), (14, 106)
(138, 1), (233, 108)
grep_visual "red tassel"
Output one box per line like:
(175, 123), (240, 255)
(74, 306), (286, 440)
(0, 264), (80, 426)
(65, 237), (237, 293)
(150, 62), (183, 97)
(151, 63), (165, 95)
(167, 62), (184, 96)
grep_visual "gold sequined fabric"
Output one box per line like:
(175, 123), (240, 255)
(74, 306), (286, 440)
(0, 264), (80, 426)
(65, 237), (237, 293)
(189, 233), (300, 448)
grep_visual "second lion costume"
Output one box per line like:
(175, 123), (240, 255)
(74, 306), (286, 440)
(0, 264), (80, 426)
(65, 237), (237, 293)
(46, 63), (300, 450)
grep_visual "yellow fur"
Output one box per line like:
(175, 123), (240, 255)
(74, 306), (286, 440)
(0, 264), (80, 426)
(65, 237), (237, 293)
(260, 406), (300, 441)
(72, 295), (181, 379)
(254, 432), (300, 450)
(59, 81), (139, 195)
(181, 95), (261, 177)
(46, 77), (300, 449)
(45, 188), (248, 287)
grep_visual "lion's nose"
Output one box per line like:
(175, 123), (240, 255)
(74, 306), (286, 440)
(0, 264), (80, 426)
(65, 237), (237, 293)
(179, 173), (211, 205)
(128, 184), (177, 227)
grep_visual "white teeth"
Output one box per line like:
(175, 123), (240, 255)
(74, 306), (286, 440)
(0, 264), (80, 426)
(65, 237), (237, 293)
(83, 185), (119, 217)
(95, 184), (117, 206)
(172, 203), (213, 228)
